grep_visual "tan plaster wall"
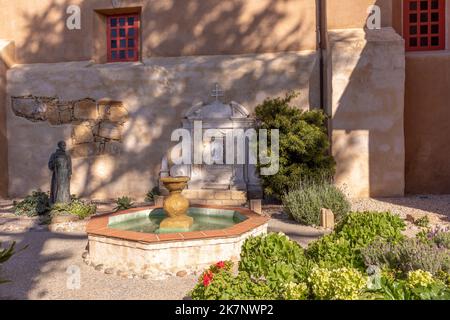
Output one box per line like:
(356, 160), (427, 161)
(405, 53), (450, 194)
(6, 51), (319, 199)
(330, 28), (405, 197)
(0, 0), (317, 64)
(0, 41), (14, 198)
(327, 0), (393, 29)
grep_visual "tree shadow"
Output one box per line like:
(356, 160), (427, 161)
(2, 0), (319, 300)
(0, 225), (86, 300)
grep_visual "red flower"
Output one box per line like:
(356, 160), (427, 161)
(216, 261), (225, 269)
(203, 270), (214, 287)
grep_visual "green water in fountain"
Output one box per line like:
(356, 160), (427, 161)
(108, 208), (247, 234)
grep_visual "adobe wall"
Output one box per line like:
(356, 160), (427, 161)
(0, 41), (14, 198)
(0, 0), (318, 64)
(327, 0), (393, 29)
(405, 53), (450, 194)
(330, 28), (405, 197)
(6, 50), (320, 199)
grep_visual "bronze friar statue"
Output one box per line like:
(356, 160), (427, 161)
(48, 141), (72, 204)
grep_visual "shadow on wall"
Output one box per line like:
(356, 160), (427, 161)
(7, 0), (317, 200)
(331, 0), (406, 199)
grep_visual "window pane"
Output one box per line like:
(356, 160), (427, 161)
(420, 12), (428, 22)
(410, 1), (417, 10)
(410, 37), (418, 47)
(431, 24), (439, 34)
(128, 28), (135, 37)
(111, 51), (117, 59)
(431, 12), (439, 22)
(431, 0), (439, 9)
(111, 40), (117, 49)
(420, 25), (428, 34)
(420, 37), (428, 46)
(128, 39), (135, 47)
(420, 1), (428, 10)
(119, 18), (126, 26)
(120, 39), (126, 48)
(128, 50), (135, 58)
(110, 18), (117, 27)
(119, 29), (126, 37)
(410, 26), (417, 35)
(410, 14), (418, 23)
(431, 37), (440, 46)
(128, 17), (135, 26)
(120, 50), (126, 59)
(111, 29), (117, 37)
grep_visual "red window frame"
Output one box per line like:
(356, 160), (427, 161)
(107, 13), (140, 62)
(404, 0), (446, 51)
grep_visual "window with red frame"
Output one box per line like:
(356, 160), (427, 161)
(107, 14), (140, 62)
(404, 0), (446, 51)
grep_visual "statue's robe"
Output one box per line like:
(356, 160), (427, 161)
(48, 150), (72, 204)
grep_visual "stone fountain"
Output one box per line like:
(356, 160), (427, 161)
(159, 176), (193, 230)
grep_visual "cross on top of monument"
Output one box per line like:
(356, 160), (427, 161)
(211, 83), (224, 102)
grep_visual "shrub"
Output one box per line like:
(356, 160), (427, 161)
(239, 233), (311, 284)
(280, 282), (309, 300)
(14, 191), (50, 217)
(306, 212), (406, 269)
(414, 216), (430, 228)
(145, 186), (160, 203)
(190, 261), (278, 300)
(0, 242), (15, 284)
(51, 199), (97, 220)
(433, 231), (450, 250)
(115, 196), (134, 211)
(308, 267), (367, 300)
(255, 92), (335, 199)
(361, 238), (450, 276)
(282, 180), (350, 226)
(372, 271), (450, 300)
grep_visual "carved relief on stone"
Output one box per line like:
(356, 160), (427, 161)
(11, 95), (129, 158)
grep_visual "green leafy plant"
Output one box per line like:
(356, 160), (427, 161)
(414, 216), (430, 228)
(239, 233), (311, 285)
(362, 238), (450, 275)
(1, 242), (28, 284)
(308, 267), (367, 300)
(14, 190), (50, 217)
(51, 199), (97, 220)
(282, 180), (350, 226)
(255, 92), (335, 199)
(306, 212), (406, 269)
(433, 231), (450, 249)
(370, 271), (450, 300)
(190, 260), (307, 300)
(114, 196), (134, 211)
(145, 186), (160, 203)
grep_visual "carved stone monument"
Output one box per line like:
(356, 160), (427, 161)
(48, 141), (72, 204)
(161, 84), (262, 205)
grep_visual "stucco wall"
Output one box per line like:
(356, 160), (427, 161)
(6, 51), (319, 199)
(405, 53), (450, 194)
(330, 28), (405, 197)
(327, 0), (393, 29)
(0, 41), (14, 198)
(0, 0), (317, 64)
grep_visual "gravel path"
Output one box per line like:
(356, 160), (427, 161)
(0, 230), (198, 300)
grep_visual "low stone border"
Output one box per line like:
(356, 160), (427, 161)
(85, 205), (269, 279)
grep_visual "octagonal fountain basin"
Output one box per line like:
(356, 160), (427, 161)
(86, 205), (269, 279)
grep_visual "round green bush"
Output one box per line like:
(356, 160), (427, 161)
(282, 181), (350, 226)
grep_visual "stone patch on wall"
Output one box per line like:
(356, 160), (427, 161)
(11, 95), (129, 158)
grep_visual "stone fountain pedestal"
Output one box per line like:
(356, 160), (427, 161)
(159, 176), (193, 230)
